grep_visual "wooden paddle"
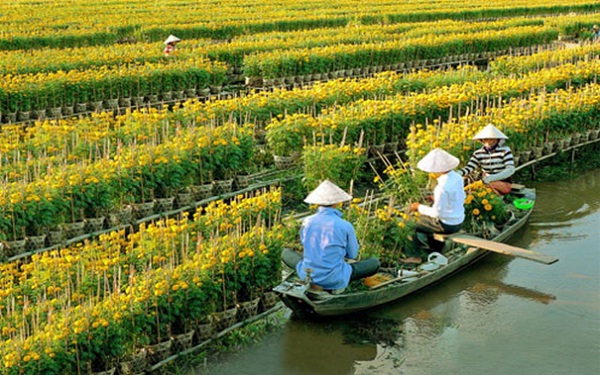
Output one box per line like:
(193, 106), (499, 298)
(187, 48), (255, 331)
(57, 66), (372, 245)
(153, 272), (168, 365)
(446, 234), (558, 265)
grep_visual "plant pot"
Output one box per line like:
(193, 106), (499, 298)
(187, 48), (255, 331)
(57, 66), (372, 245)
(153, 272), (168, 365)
(185, 88), (197, 98)
(172, 330), (195, 351)
(273, 155), (297, 170)
(34, 109), (47, 120)
(47, 228), (64, 246)
(161, 91), (173, 101)
(191, 183), (214, 200)
(209, 85), (222, 94)
(155, 197), (175, 212)
(571, 133), (582, 146)
(133, 201), (155, 219)
(63, 221), (86, 239)
(176, 192), (193, 208)
(4, 239), (27, 257)
(235, 174), (252, 189)
(260, 291), (279, 311)
(384, 141), (399, 153)
(532, 146), (543, 159)
(237, 297), (260, 320)
(212, 307), (238, 331)
(147, 94), (159, 103)
(50, 107), (62, 118)
(133, 96), (145, 106)
(543, 142), (554, 155)
(106, 99), (119, 109)
(513, 155), (520, 167)
(76, 103), (88, 113)
(199, 88), (211, 97)
(18, 111), (31, 121)
(590, 129), (600, 140)
(174, 90), (185, 100)
(119, 350), (148, 375)
(119, 98), (131, 107)
(4, 112), (17, 123)
(92, 101), (104, 111)
(85, 217), (105, 232)
(368, 144), (385, 157)
(213, 179), (234, 194)
(62, 106), (75, 116)
(26, 235), (47, 251)
(147, 339), (172, 364)
(194, 320), (215, 342)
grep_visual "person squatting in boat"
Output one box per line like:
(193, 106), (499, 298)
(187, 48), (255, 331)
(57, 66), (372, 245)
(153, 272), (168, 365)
(457, 123), (515, 195)
(402, 148), (466, 264)
(281, 180), (380, 294)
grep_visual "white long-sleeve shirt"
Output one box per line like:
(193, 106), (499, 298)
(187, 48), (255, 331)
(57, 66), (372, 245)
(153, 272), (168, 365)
(418, 171), (466, 225)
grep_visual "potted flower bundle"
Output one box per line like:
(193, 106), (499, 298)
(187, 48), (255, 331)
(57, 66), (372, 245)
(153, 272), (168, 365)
(302, 143), (367, 192)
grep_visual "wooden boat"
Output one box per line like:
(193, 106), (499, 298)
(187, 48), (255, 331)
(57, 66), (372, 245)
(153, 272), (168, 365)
(274, 185), (556, 318)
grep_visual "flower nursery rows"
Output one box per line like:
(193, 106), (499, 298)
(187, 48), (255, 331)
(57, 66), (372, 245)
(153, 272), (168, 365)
(0, 2), (600, 373)
(2, 10), (600, 120)
(0, 43), (598, 256)
(1, 0), (598, 50)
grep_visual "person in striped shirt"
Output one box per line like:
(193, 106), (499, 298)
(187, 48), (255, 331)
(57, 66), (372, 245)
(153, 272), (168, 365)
(457, 124), (515, 195)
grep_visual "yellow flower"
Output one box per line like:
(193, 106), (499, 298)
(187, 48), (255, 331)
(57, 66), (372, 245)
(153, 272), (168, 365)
(472, 208), (480, 216)
(484, 204), (493, 211)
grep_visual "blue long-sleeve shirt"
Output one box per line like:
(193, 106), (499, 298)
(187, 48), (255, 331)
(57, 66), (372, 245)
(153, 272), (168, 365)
(296, 207), (359, 290)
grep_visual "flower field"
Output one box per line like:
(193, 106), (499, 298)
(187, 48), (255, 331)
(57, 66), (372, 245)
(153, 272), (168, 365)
(0, 0), (599, 373)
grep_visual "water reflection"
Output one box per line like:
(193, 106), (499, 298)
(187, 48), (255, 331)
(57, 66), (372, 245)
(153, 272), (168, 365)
(281, 317), (380, 375)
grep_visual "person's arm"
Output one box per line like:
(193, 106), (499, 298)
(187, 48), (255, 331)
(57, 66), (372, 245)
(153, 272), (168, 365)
(345, 225), (360, 260)
(417, 186), (445, 218)
(483, 149), (515, 183)
(457, 153), (479, 177)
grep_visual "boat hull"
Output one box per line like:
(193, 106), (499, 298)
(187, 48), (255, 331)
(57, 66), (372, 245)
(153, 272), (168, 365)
(274, 189), (535, 317)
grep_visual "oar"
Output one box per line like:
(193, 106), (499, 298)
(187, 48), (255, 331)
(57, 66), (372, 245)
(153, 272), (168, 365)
(446, 234), (558, 265)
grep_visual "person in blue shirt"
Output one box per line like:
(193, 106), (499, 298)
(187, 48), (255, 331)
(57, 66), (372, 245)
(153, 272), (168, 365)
(282, 180), (380, 293)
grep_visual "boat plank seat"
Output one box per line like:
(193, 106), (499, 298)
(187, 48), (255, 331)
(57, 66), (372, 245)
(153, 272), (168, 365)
(432, 231), (464, 243)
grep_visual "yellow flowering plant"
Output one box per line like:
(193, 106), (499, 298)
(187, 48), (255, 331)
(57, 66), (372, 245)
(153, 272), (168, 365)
(463, 180), (509, 233)
(346, 199), (416, 268)
(302, 143), (367, 192)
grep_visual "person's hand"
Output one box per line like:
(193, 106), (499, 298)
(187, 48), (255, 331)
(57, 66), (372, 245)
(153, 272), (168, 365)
(482, 176), (491, 184)
(409, 202), (420, 212)
(425, 195), (434, 203)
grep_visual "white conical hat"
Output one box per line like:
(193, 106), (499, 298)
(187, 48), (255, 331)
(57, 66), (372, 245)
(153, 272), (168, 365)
(164, 35), (181, 44)
(417, 148), (460, 173)
(304, 180), (352, 206)
(472, 123), (508, 140)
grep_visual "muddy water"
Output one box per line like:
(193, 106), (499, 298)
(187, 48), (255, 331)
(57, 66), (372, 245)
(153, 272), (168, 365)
(196, 169), (600, 375)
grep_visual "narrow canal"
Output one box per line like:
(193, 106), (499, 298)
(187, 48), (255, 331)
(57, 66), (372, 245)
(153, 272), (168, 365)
(196, 168), (600, 375)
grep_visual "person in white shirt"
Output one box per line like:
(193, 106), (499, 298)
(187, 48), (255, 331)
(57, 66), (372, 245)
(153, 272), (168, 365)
(402, 148), (466, 264)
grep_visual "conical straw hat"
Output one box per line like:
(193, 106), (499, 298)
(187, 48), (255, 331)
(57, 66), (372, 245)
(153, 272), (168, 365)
(472, 123), (508, 140)
(304, 180), (352, 206)
(164, 35), (181, 44)
(417, 148), (460, 173)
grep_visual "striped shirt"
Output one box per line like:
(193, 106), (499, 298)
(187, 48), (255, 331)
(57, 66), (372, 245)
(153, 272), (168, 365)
(458, 144), (515, 183)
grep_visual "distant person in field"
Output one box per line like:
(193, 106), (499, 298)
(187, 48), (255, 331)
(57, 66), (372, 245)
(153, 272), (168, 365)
(457, 123), (515, 195)
(164, 35), (181, 56)
(593, 25), (600, 42)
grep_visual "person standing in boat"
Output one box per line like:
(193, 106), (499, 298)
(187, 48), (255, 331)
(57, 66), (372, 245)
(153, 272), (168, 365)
(457, 123), (515, 195)
(281, 180), (380, 294)
(163, 34), (181, 56)
(402, 148), (466, 264)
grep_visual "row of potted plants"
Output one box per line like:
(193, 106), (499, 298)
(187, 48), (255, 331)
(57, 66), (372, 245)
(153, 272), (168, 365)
(2, 0), (596, 51)
(0, 188), (292, 374)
